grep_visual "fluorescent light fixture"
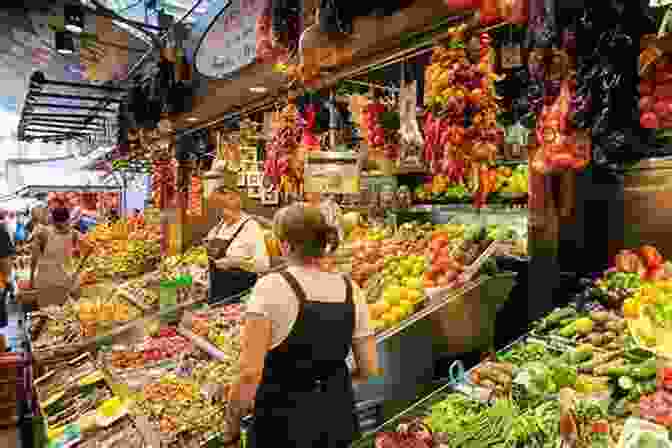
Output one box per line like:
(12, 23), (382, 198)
(250, 86), (268, 93)
(186, 117), (199, 122)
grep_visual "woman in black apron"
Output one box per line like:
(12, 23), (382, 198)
(204, 166), (270, 304)
(226, 204), (379, 448)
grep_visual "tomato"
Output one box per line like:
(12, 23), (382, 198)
(639, 112), (658, 129)
(640, 95), (655, 112)
(640, 245), (663, 269)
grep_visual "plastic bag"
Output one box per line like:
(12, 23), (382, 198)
(480, 0), (500, 25)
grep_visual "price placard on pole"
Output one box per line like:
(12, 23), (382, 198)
(304, 151), (360, 194)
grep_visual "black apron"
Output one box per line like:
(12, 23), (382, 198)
(208, 219), (258, 304)
(248, 270), (359, 448)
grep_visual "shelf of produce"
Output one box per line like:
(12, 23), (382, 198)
(354, 274), (516, 412)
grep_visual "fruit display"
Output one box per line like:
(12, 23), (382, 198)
(416, 164), (529, 204)
(133, 374), (231, 446)
(30, 293), (144, 349)
(105, 327), (194, 371)
(82, 220), (162, 279)
(640, 58), (672, 129)
(76, 299), (142, 337)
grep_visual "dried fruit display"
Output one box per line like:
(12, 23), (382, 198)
(151, 159), (177, 208)
(133, 375), (232, 445)
(106, 329), (194, 371)
(81, 220), (161, 279)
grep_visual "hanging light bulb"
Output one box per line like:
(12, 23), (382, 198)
(64, 4), (84, 34)
(55, 31), (75, 55)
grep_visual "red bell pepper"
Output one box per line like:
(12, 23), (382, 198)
(640, 245), (663, 269)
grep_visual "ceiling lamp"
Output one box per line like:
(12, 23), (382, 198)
(55, 31), (75, 55)
(64, 4), (84, 34)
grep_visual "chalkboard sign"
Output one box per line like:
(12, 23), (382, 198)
(194, 0), (265, 79)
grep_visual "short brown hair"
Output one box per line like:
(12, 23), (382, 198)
(273, 204), (339, 257)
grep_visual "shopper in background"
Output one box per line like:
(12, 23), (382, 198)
(304, 191), (344, 243)
(26, 206), (48, 244)
(204, 165), (269, 303)
(228, 203), (378, 448)
(0, 211), (15, 328)
(29, 207), (90, 307)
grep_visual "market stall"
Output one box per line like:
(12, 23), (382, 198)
(352, 245), (672, 448)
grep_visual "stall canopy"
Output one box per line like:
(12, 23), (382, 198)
(12, 166), (121, 196)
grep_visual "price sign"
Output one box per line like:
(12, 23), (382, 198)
(304, 152), (361, 194)
(194, 0), (265, 79)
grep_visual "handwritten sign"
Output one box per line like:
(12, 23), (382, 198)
(194, 0), (265, 79)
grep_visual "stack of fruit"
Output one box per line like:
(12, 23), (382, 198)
(367, 256), (427, 332)
(82, 220), (161, 279)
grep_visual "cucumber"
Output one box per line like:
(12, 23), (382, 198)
(618, 376), (634, 390)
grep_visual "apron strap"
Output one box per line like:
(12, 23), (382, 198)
(277, 270), (307, 310)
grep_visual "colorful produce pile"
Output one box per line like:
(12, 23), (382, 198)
(82, 220), (162, 278)
(107, 327), (193, 370)
(423, 27), (504, 207)
(640, 58), (672, 129)
(416, 164), (529, 203)
(134, 375), (230, 443)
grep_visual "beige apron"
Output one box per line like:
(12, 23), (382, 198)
(35, 227), (80, 307)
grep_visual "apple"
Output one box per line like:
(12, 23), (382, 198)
(383, 286), (403, 306)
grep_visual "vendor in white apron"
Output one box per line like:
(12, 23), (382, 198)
(204, 164), (270, 304)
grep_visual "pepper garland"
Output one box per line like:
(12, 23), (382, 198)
(422, 26), (505, 208)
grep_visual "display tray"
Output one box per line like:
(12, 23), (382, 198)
(32, 353), (147, 447)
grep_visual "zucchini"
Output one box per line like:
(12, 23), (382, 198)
(606, 366), (630, 378)
(631, 359), (657, 380)
(559, 322), (578, 338)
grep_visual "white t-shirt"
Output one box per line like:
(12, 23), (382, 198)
(205, 214), (270, 272)
(246, 266), (373, 349)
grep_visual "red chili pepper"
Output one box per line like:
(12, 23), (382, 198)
(640, 245), (663, 269)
